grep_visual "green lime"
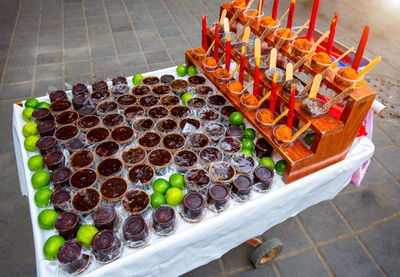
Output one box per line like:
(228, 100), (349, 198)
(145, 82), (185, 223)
(169, 173), (185, 189)
(275, 159), (286, 176)
(151, 192), (166, 208)
(176, 64), (188, 77)
(304, 133), (314, 146)
(181, 92), (193, 105)
(43, 235), (65, 260)
(242, 138), (255, 150)
(239, 123), (246, 131)
(24, 135), (39, 152)
(36, 102), (50, 109)
(259, 157), (275, 170)
(38, 209), (58, 230)
(22, 107), (35, 122)
(243, 128), (256, 140)
(132, 74), (144, 86)
(28, 155), (44, 171)
(22, 122), (38, 137)
(240, 148), (253, 157)
(25, 98), (39, 109)
(187, 65), (198, 76)
(229, 111), (243, 126)
(153, 178), (170, 195)
(31, 170), (51, 189)
(34, 187), (53, 207)
(77, 225), (99, 248)
(165, 187), (184, 206)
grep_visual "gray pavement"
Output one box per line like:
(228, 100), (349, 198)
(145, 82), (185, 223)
(0, 0), (399, 276)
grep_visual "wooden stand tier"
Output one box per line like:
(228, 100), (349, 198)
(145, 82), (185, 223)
(185, 4), (376, 184)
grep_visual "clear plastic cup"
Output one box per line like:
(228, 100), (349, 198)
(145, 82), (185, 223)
(240, 93), (260, 111)
(71, 187), (101, 214)
(218, 136), (242, 156)
(121, 146), (147, 167)
(99, 176), (128, 202)
(127, 164), (155, 188)
(249, 55), (269, 72)
(334, 67), (358, 87)
(186, 132), (210, 151)
(96, 157), (123, 178)
(202, 57), (218, 72)
(272, 124), (297, 147)
(291, 38), (313, 57)
(192, 47), (207, 60)
(110, 126), (135, 145)
(310, 52), (332, 72)
(301, 97), (328, 118)
(89, 90), (111, 105)
(85, 126), (110, 145)
(274, 28), (295, 46)
(209, 161), (236, 184)
(174, 149), (199, 172)
(255, 109), (276, 129)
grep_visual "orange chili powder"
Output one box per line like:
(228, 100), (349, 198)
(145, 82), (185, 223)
(215, 68), (229, 78)
(241, 94), (258, 106)
(338, 68), (357, 80)
(193, 47), (206, 55)
(293, 39), (311, 51)
(204, 57), (217, 66)
(257, 110), (274, 124)
(233, 0), (246, 8)
(276, 29), (293, 38)
(275, 125), (292, 141)
(261, 16), (276, 27)
(312, 52), (331, 64)
(228, 81), (243, 92)
(247, 10), (259, 17)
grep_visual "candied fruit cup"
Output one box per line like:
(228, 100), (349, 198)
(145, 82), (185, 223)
(272, 124), (297, 147)
(255, 109), (277, 129)
(334, 67), (359, 87)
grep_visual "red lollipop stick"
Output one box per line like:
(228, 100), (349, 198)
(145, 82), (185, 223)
(246, 0), (249, 5)
(286, 0), (296, 30)
(326, 14), (338, 55)
(306, 0), (320, 41)
(352, 26), (369, 72)
(269, 72), (278, 116)
(226, 37), (231, 72)
(272, 0), (279, 21)
(253, 58), (260, 98)
(214, 23), (219, 62)
(239, 46), (245, 85)
(287, 84), (295, 129)
(202, 15), (207, 50)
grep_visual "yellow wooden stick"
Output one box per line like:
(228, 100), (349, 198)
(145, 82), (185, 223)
(332, 47), (354, 64)
(229, 64), (240, 79)
(272, 108), (289, 124)
(269, 48), (277, 69)
(254, 38), (261, 58)
(285, 63), (293, 81)
(240, 81), (254, 93)
(243, 26), (251, 43)
(224, 17), (230, 33)
(291, 122), (311, 140)
(258, 91), (271, 105)
(356, 56), (381, 79)
(206, 40), (215, 56)
(246, 0), (255, 9)
(308, 74), (322, 98)
(293, 20), (310, 39)
(220, 9), (227, 25)
(311, 30), (330, 51)
(217, 53), (226, 66)
(276, 8), (290, 26)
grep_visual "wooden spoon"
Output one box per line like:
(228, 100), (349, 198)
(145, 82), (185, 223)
(291, 122), (311, 140)
(285, 63), (293, 81)
(272, 108), (289, 124)
(308, 74), (322, 98)
(323, 80), (366, 110)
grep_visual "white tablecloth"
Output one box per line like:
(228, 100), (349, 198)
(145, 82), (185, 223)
(12, 67), (374, 277)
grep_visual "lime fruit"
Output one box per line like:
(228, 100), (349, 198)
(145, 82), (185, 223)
(31, 170), (51, 189)
(151, 192), (166, 208)
(77, 225), (99, 248)
(169, 173), (184, 189)
(22, 122), (38, 137)
(304, 133), (314, 146)
(132, 74), (144, 86)
(153, 178), (170, 195)
(187, 65), (198, 76)
(24, 135), (39, 152)
(243, 128), (256, 140)
(22, 107), (35, 122)
(38, 209), (58, 230)
(34, 187), (53, 207)
(240, 148), (253, 157)
(36, 102), (50, 109)
(43, 235), (65, 260)
(28, 155), (44, 171)
(275, 159), (286, 176)
(259, 157), (275, 170)
(25, 98), (39, 109)
(165, 187), (184, 206)
(229, 111), (243, 126)
(176, 65), (188, 77)
(239, 123), (246, 131)
(242, 138), (255, 150)
(181, 92), (193, 105)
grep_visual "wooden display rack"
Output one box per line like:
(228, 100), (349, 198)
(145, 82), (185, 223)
(185, 3), (376, 184)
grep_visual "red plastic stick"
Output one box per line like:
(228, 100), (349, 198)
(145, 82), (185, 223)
(352, 26), (369, 72)
(226, 37), (231, 72)
(306, 0), (320, 41)
(246, 0), (249, 5)
(202, 16), (207, 51)
(269, 73), (278, 115)
(326, 14), (338, 55)
(287, 84), (295, 129)
(286, 0), (296, 30)
(214, 23), (219, 62)
(253, 63), (260, 98)
(272, 0), (279, 21)
(239, 46), (245, 85)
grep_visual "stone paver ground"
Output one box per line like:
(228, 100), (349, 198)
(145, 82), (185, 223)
(0, 0), (399, 276)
